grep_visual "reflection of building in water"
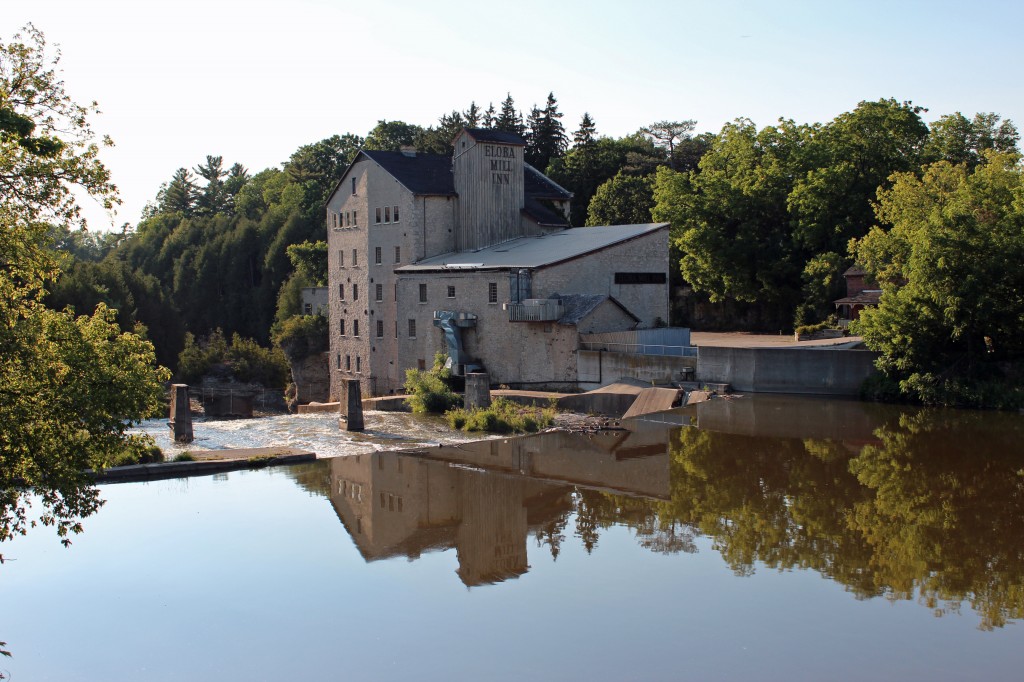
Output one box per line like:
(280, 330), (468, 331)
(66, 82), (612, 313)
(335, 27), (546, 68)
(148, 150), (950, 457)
(328, 422), (672, 586)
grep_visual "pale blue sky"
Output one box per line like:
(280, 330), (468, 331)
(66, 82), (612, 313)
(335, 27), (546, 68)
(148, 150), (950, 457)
(9, 0), (1024, 229)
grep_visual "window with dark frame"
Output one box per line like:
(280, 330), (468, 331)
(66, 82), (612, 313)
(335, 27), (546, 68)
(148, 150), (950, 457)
(376, 320), (384, 337)
(339, 284), (345, 300)
(345, 355), (351, 370)
(375, 246), (381, 264)
(488, 282), (498, 304)
(356, 356), (361, 372)
(353, 320), (359, 337)
(447, 285), (455, 298)
(375, 207), (381, 224)
(375, 283), (383, 301)
(340, 319), (346, 336)
(419, 283), (427, 303)
(351, 177), (356, 194)
(384, 206), (391, 223)
(353, 283), (359, 300)
(352, 249), (358, 266)
(338, 250), (344, 268)
(408, 319), (416, 338)
(394, 246), (400, 263)
(393, 205), (400, 222)
(614, 272), (667, 285)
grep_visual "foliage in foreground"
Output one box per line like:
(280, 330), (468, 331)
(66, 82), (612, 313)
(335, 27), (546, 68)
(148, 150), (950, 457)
(851, 151), (1024, 408)
(445, 397), (556, 434)
(1, 26), (170, 546)
(404, 353), (461, 414)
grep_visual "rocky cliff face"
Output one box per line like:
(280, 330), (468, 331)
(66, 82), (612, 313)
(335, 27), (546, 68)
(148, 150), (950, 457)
(289, 351), (331, 408)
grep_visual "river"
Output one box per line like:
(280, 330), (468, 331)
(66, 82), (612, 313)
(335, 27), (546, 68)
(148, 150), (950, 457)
(1, 395), (1022, 681)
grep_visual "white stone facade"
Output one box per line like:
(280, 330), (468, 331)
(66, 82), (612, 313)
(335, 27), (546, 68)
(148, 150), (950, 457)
(324, 131), (670, 398)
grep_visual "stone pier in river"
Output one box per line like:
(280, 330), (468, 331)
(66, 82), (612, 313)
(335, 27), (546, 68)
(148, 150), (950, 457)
(169, 383), (193, 443)
(343, 379), (364, 432)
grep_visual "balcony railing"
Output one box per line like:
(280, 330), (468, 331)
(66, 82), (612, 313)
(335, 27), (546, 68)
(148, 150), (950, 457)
(504, 299), (564, 322)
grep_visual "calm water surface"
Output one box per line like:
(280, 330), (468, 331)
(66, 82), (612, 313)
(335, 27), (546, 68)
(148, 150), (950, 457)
(2, 395), (1023, 681)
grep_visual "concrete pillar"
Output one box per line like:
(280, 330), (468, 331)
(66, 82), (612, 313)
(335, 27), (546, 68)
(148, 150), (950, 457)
(344, 379), (364, 431)
(169, 384), (193, 443)
(465, 372), (491, 410)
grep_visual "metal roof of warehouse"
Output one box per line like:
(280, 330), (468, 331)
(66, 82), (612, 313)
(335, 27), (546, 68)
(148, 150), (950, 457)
(395, 223), (669, 272)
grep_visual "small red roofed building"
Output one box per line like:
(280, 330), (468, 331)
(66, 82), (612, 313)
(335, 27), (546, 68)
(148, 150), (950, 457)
(834, 265), (881, 329)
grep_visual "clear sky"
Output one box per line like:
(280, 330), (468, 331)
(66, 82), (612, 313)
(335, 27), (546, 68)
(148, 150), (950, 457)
(9, 0), (1024, 230)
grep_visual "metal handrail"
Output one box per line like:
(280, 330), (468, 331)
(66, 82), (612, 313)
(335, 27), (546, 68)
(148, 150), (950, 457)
(579, 341), (699, 357)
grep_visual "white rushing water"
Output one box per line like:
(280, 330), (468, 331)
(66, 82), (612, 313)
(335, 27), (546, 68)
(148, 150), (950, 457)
(132, 410), (493, 458)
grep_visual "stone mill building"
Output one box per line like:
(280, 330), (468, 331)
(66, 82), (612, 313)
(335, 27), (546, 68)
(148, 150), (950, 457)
(324, 127), (670, 398)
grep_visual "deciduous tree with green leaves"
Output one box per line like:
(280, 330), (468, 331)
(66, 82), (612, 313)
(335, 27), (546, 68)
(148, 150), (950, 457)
(851, 152), (1024, 407)
(1, 26), (169, 547)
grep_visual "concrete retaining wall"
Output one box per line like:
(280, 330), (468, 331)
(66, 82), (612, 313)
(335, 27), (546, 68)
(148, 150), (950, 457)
(577, 350), (697, 390)
(697, 347), (879, 396)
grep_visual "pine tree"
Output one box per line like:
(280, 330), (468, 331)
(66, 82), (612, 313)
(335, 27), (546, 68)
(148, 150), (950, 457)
(158, 168), (198, 215)
(463, 101), (482, 128)
(573, 112), (597, 148)
(194, 155), (228, 215)
(482, 102), (496, 129)
(495, 93), (525, 137)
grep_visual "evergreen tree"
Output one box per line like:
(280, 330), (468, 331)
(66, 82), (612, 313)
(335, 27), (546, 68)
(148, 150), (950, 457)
(573, 112), (597, 148)
(158, 168), (198, 215)
(463, 101), (481, 128)
(482, 102), (496, 129)
(528, 92), (567, 171)
(194, 155), (229, 215)
(495, 93), (525, 137)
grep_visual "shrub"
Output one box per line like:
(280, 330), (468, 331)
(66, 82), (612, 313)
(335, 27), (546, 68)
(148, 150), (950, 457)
(445, 397), (555, 434)
(405, 353), (462, 414)
(272, 313), (328, 362)
(176, 329), (289, 388)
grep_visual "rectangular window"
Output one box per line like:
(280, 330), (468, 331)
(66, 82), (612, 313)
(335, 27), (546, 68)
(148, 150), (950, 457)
(375, 207), (381, 224)
(408, 319), (416, 338)
(338, 284), (345, 300)
(340, 319), (346, 336)
(419, 283), (427, 303)
(351, 177), (356, 195)
(332, 213), (337, 228)
(488, 282), (498, 304)
(614, 272), (668, 285)
(375, 283), (383, 301)
(345, 212), (350, 227)
(375, 246), (381, 265)
(394, 320), (398, 339)
(394, 246), (401, 263)
(384, 206), (391, 223)
(345, 355), (351, 370)
(447, 285), (455, 298)
(352, 249), (358, 266)
(303, 303), (312, 315)
(354, 320), (359, 337)
(353, 283), (359, 300)
(336, 353), (341, 369)
(356, 356), (361, 372)
(376, 320), (384, 337)
(352, 210), (357, 225)
(338, 250), (344, 268)
(393, 205), (400, 222)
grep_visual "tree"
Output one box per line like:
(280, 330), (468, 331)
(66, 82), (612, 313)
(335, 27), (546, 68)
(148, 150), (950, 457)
(463, 101), (481, 128)
(641, 119), (696, 169)
(586, 171), (655, 225)
(1, 26), (169, 546)
(925, 112), (1020, 168)
(363, 119), (422, 151)
(851, 152), (1024, 407)
(495, 93), (525, 137)
(157, 167), (198, 215)
(573, 112), (597, 149)
(525, 92), (567, 171)
(194, 155), (229, 215)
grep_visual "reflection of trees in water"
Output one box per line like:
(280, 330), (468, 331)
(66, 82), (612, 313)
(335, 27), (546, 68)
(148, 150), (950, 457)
(577, 412), (1024, 629)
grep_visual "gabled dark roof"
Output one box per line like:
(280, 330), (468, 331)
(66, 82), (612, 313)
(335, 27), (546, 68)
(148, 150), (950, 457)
(462, 128), (526, 146)
(360, 150), (455, 196)
(522, 197), (569, 227)
(524, 163), (572, 200)
(556, 294), (640, 326)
